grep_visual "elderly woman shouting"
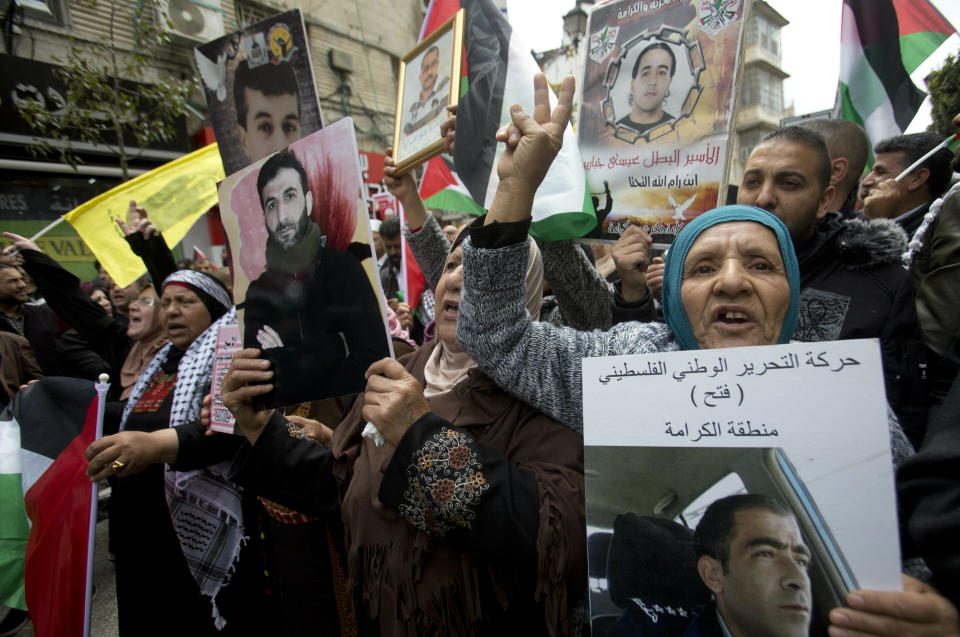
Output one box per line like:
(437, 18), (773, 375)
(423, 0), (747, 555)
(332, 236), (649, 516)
(84, 270), (267, 636)
(220, 229), (586, 636)
(456, 72), (959, 637)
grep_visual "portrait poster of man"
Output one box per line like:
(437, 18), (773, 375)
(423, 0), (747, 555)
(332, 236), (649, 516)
(217, 120), (393, 410)
(392, 10), (463, 174)
(195, 9), (323, 176)
(578, 0), (746, 242)
(581, 340), (903, 636)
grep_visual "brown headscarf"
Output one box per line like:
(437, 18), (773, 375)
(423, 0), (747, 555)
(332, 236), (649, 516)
(119, 331), (168, 400)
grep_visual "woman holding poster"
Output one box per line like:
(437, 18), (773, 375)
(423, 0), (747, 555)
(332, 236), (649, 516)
(217, 231), (588, 635)
(84, 271), (267, 636)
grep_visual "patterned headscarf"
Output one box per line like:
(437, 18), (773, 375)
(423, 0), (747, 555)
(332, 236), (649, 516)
(120, 307), (242, 629)
(662, 205), (800, 350)
(162, 270), (232, 322)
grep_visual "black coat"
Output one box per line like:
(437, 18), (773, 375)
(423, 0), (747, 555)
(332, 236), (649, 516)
(794, 213), (928, 444)
(242, 245), (390, 409)
(0, 301), (63, 377)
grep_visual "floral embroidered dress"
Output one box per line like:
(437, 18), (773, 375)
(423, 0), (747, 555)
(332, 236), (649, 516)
(230, 338), (587, 637)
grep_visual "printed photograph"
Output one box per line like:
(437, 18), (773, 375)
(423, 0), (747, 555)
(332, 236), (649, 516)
(195, 9), (323, 176)
(217, 120), (393, 409)
(602, 29), (705, 145)
(585, 446), (865, 637)
(577, 0), (745, 241)
(392, 10), (463, 174)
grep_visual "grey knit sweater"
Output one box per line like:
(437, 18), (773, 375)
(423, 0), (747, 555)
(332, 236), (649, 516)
(404, 214), (616, 329)
(457, 236), (917, 466)
(458, 236), (679, 431)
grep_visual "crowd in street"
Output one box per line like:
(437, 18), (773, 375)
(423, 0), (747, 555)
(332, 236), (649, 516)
(1, 74), (960, 637)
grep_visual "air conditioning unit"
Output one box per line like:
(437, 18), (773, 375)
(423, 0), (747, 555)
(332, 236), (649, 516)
(159, 0), (225, 45)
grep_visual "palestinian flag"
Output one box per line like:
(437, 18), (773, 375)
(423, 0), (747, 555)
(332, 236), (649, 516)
(893, 0), (955, 75)
(399, 201), (427, 312)
(419, 155), (486, 216)
(837, 0), (955, 151)
(193, 245), (218, 269)
(0, 402), (28, 612)
(0, 378), (103, 637)
(452, 0), (595, 240)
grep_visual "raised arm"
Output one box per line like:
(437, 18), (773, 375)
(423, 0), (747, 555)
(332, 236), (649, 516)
(6, 233), (132, 374)
(120, 201), (178, 286)
(383, 150), (450, 288)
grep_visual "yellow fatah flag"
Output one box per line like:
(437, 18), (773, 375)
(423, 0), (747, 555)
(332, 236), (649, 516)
(63, 143), (225, 287)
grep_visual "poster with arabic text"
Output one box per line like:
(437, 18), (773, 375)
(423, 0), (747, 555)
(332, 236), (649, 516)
(581, 339), (902, 635)
(579, 0), (746, 242)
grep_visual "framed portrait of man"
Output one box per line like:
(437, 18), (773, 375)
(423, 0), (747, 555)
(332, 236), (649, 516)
(195, 9), (324, 177)
(217, 119), (394, 410)
(601, 27), (705, 145)
(391, 9), (464, 175)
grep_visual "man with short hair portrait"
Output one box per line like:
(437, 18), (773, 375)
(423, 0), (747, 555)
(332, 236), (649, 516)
(684, 494), (812, 637)
(241, 149), (389, 407)
(405, 45), (450, 135)
(234, 59), (302, 163)
(617, 41), (676, 136)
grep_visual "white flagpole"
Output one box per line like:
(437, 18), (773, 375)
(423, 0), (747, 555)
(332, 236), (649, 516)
(894, 133), (959, 182)
(84, 373), (110, 637)
(398, 201), (410, 305)
(28, 216), (66, 242)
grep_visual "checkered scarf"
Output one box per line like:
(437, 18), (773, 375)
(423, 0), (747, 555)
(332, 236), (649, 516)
(120, 307), (242, 629)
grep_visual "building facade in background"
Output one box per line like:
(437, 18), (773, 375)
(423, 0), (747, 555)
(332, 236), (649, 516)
(0, 0), (424, 277)
(729, 0), (792, 186)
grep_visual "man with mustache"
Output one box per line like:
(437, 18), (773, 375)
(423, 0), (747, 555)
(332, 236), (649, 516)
(241, 149), (389, 408)
(405, 45), (450, 135)
(684, 495), (812, 637)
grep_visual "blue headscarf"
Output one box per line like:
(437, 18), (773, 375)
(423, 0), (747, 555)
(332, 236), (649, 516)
(661, 205), (800, 350)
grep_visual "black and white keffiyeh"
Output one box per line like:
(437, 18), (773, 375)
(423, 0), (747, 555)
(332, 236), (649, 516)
(120, 307), (241, 629)
(902, 181), (960, 269)
(163, 270), (232, 317)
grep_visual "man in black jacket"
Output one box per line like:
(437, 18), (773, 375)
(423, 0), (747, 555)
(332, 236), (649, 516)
(860, 132), (953, 238)
(0, 262), (65, 377)
(683, 495), (811, 637)
(737, 126), (928, 444)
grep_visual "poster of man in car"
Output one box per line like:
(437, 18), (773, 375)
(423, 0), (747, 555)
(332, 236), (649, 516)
(578, 0), (745, 242)
(581, 340), (903, 635)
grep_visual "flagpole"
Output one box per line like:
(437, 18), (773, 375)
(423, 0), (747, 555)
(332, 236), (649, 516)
(84, 373), (110, 637)
(4, 217), (67, 258)
(398, 201), (410, 304)
(894, 133), (959, 182)
(28, 216), (66, 242)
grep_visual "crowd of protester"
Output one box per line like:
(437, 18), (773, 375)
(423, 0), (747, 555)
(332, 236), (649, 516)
(0, 74), (959, 637)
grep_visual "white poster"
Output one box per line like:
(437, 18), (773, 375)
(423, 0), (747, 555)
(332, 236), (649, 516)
(582, 339), (902, 635)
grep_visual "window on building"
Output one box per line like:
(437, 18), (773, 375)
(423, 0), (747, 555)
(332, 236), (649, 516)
(741, 67), (784, 113)
(746, 14), (781, 59)
(739, 128), (769, 163)
(235, 0), (274, 29)
(14, 0), (69, 27)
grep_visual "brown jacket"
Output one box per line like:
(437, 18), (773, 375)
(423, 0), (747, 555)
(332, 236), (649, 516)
(0, 332), (43, 402)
